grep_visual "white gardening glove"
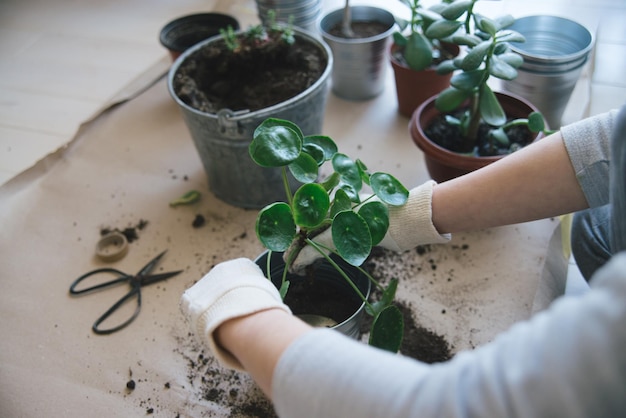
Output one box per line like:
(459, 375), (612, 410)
(290, 180), (451, 273)
(180, 258), (291, 370)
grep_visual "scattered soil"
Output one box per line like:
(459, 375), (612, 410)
(174, 331), (278, 417)
(362, 246), (453, 363)
(424, 109), (534, 157)
(192, 214), (206, 228)
(100, 219), (148, 243)
(172, 30), (327, 113)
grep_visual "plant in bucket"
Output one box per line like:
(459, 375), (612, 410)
(168, 14), (332, 208)
(410, 0), (551, 182)
(249, 117), (410, 353)
(390, 0), (464, 117)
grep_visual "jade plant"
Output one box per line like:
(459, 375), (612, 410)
(392, 0), (464, 71)
(248, 117), (409, 353)
(430, 0), (549, 155)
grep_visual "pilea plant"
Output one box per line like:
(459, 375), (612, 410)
(430, 0), (549, 154)
(248, 117), (409, 353)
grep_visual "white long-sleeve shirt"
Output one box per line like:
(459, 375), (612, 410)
(272, 109), (626, 417)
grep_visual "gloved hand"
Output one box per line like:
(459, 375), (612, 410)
(290, 180), (451, 273)
(180, 258), (291, 370)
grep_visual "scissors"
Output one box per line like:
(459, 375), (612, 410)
(69, 250), (182, 335)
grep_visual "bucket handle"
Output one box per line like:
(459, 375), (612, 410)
(217, 108), (250, 138)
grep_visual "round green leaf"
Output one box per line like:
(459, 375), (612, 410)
(256, 203), (296, 251)
(479, 84), (506, 126)
(528, 112), (546, 132)
(356, 159), (370, 186)
(249, 123), (302, 167)
(338, 183), (359, 203)
(293, 183), (330, 228)
(369, 305), (404, 353)
(332, 153), (362, 193)
(288, 152), (319, 183)
(332, 211), (372, 266)
(302, 143), (325, 166)
(330, 188), (352, 219)
(321, 172), (340, 192)
(303, 135), (338, 161)
(358, 201), (389, 246)
(370, 172), (409, 206)
(254, 118), (303, 137)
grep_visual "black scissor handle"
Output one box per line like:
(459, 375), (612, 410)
(69, 268), (129, 295)
(92, 287), (142, 335)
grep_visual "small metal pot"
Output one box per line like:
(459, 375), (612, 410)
(255, 251), (370, 339)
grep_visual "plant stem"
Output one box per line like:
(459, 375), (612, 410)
(341, 0), (355, 38)
(305, 238), (374, 311)
(464, 0), (477, 34)
(356, 264), (384, 292)
(281, 167), (293, 206)
(466, 93), (481, 142)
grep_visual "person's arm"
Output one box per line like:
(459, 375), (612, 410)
(269, 253), (626, 418)
(432, 130), (588, 234)
(215, 309), (311, 397)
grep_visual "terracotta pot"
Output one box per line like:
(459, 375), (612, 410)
(390, 42), (459, 118)
(410, 92), (544, 183)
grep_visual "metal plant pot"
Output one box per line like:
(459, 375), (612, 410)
(168, 28), (333, 208)
(502, 15), (594, 129)
(319, 6), (396, 101)
(255, 251), (370, 339)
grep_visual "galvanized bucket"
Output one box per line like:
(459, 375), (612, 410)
(255, 251), (371, 339)
(168, 28), (333, 209)
(319, 6), (396, 101)
(503, 15), (594, 129)
(256, 0), (322, 32)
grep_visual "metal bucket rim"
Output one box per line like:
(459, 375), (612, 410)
(167, 26), (333, 123)
(319, 5), (397, 44)
(508, 15), (594, 64)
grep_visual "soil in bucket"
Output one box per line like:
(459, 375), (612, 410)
(171, 31), (327, 113)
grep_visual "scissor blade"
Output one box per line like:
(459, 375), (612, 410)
(136, 250), (168, 276)
(140, 270), (183, 286)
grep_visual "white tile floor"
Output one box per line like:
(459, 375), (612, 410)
(1, 0), (625, 185)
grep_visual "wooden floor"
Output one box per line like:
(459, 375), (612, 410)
(1, 0), (625, 185)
